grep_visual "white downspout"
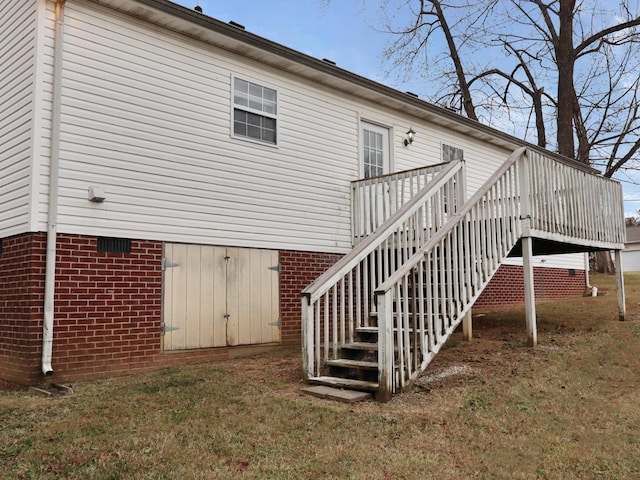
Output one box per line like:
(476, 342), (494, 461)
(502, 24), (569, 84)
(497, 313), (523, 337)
(42, 0), (66, 375)
(584, 252), (597, 297)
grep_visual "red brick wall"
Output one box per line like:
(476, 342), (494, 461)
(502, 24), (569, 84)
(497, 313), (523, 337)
(475, 264), (586, 309)
(0, 233), (47, 384)
(50, 234), (164, 382)
(280, 250), (343, 345)
(0, 233), (587, 385)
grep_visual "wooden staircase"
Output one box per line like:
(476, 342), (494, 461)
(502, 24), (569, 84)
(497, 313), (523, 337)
(302, 147), (626, 402)
(310, 324), (380, 392)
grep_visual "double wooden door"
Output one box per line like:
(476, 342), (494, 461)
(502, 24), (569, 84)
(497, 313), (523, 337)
(162, 244), (280, 351)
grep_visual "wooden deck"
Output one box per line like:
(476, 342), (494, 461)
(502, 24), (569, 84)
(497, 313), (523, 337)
(302, 147), (626, 401)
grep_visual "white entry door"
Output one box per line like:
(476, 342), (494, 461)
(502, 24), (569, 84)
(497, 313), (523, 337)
(162, 244), (280, 351)
(361, 122), (390, 179)
(361, 122), (391, 232)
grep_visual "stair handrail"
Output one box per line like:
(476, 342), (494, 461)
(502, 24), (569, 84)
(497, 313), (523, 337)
(374, 146), (528, 400)
(302, 159), (464, 381)
(376, 148), (528, 294)
(351, 162), (454, 242)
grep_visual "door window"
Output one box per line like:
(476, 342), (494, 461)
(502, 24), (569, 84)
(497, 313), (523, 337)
(362, 122), (390, 178)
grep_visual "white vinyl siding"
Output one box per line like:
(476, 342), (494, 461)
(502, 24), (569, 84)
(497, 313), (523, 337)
(621, 248), (640, 272)
(50, 1), (358, 253)
(0, 0), (38, 237)
(32, 0), (581, 274)
(502, 252), (586, 270)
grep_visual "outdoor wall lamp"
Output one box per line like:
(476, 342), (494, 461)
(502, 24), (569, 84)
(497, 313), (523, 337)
(403, 127), (416, 146)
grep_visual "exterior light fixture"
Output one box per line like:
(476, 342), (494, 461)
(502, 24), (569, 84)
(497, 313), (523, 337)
(403, 127), (416, 146)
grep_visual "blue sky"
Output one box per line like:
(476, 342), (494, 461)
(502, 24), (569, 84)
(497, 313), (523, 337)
(174, 0), (640, 218)
(178, 0), (391, 82)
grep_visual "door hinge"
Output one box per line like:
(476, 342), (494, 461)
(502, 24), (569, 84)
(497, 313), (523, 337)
(269, 317), (281, 328)
(162, 258), (180, 270)
(161, 322), (179, 334)
(268, 264), (281, 274)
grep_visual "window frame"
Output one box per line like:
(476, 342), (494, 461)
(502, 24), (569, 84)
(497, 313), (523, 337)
(230, 74), (279, 147)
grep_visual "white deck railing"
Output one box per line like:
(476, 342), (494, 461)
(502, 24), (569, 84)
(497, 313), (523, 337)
(526, 150), (625, 247)
(374, 147), (625, 400)
(302, 146), (625, 401)
(351, 163), (452, 243)
(301, 160), (465, 381)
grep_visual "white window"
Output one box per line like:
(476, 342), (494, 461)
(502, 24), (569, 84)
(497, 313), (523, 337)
(361, 122), (390, 179)
(232, 76), (277, 145)
(443, 144), (464, 162)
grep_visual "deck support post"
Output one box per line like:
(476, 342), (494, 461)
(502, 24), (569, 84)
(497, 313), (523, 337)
(522, 236), (537, 347)
(614, 250), (626, 321)
(462, 309), (473, 341)
(301, 295), (314, 381)
(376, 290), (393, 403)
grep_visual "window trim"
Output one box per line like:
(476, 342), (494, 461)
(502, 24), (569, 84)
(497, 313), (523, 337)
(230, 74), (279, 147)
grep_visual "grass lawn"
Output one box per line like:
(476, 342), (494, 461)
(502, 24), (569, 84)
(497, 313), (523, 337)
(1, 273), (640, 479)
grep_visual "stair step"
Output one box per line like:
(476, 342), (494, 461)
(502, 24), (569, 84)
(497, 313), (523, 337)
(342, 341), (377, 350)
(356, 326), (378, 335)
(325, 359), (378, 370)
(308, 376), (379, 392)
(302, 385), (372, 403)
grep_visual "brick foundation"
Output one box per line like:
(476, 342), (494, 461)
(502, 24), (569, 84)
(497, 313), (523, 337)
(475, 264), (586, 309)
(0, 232), (586, 385)
(0, 233), (47, 384)
(279, 250), (343, 345)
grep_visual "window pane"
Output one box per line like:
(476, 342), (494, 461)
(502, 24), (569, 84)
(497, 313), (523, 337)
(234, 91), (248, 107)
(263, 100), (276, 115)
(249, 82), (262, 98)
(263, 127), (276, 143)
(247, 112), (262, 127)
(234, 78), (248, 92)
(248, 125), (261, 139)
(264, 88), (276, 102)
(443, 144), (464, 162)
(249, 98), (262, 111)
(264, 117), (276, 130)
(234, 109), (247, 122)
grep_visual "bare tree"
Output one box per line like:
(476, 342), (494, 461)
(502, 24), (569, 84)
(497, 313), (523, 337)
(383, 0), (640, 176)
(382, 0), (640, 273)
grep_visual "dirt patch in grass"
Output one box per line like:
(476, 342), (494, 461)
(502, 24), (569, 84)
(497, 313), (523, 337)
(1, 273), (639, 479)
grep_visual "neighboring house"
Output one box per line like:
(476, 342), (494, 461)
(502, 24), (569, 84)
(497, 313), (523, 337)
(622, 226), (640, 271)
(0, 0), (625, 389)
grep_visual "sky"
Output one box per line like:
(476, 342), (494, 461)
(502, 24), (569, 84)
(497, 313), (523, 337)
(173, 0), (640, 218)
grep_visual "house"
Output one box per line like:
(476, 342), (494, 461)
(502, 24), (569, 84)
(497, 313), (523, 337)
(0, 0), (626, 391)
(621, 226), (640, 271)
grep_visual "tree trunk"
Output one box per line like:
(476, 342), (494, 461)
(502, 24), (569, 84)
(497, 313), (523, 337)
(556, 0), (576, 159)
(429, 0), (478, 121)
(594, 250), (615, 274)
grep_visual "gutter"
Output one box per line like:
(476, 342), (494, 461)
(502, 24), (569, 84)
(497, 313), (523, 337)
(42, 0), (66, 376)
